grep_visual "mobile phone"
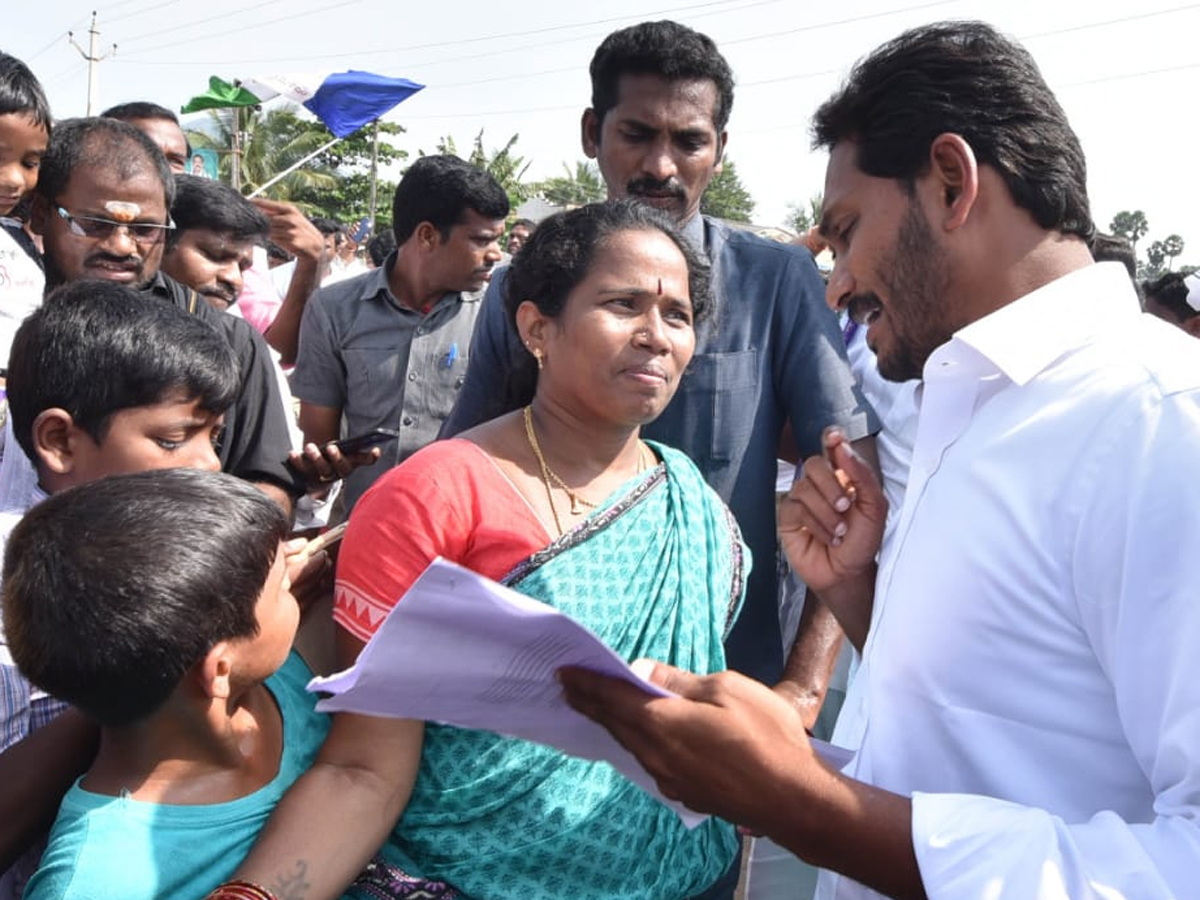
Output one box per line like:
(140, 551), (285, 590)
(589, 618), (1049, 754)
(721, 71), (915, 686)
(331, 427), (401, 455)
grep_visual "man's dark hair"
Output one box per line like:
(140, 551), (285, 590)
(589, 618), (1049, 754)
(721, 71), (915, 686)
(35, 116), (175, 210)
(2, 468), (289, 727)
(366, 229), (397, 267)
(502, 199), (711, 407)
(100, 101), (179, 126)
(1089, 232), (1137, 283)
(103, 101), (192, 158)
(811, 21), (1093, 241)
(0, 51), (52, 128)
(265, 241), (292, 264)
(7, 279), (239, 464)
(309, 216), (344, 238)
(1142, 271), (1198, 322)
(589, 21), (735, 134)
(391, 154), (510, 245)
(511, 218), (535, 232)
(167, 174), (269, 250)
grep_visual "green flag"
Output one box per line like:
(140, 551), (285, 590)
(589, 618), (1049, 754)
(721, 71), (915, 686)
(181, 76), (261, 114)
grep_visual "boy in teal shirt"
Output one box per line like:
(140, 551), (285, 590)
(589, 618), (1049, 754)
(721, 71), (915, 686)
(4, 467), (331, 900)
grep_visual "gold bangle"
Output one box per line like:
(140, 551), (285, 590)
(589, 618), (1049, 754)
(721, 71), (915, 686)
(204, 880), (278, 900)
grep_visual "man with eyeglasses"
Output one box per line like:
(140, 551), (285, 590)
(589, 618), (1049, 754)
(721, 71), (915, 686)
(25, 117), (300, 513)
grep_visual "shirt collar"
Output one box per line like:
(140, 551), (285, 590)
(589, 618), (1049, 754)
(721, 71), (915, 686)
(364, 251), (484, 310)
(681, 214), (705, 254)
(938, 262), (1140, 387)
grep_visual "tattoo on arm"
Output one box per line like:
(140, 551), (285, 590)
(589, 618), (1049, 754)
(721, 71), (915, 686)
(272, 860), (311, 900)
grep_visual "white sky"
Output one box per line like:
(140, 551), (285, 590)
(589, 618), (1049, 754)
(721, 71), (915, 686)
(9, 0), (1200, 261)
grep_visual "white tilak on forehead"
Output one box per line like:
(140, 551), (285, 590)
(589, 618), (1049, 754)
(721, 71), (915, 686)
(103, 200), (141, 222)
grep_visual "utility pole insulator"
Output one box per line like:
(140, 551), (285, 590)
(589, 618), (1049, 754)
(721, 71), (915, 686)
(69, 12), (116, 115)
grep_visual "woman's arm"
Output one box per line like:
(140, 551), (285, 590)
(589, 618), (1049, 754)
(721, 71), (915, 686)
(0, 708), (98, 870)
(223, 629), (424, 900)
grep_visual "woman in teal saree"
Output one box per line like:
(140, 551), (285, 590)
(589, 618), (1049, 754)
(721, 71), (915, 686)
(212, 201), (748, 900)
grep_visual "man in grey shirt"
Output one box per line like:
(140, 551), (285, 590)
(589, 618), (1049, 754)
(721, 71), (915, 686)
(291, 155), (508, 513)
(443, 21), (879, 702)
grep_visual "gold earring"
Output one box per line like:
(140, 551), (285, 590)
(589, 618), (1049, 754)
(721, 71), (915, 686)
(533, 348), (544, 370)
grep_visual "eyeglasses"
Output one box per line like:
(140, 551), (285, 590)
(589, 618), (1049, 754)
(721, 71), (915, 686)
(56, 206), (175, 245)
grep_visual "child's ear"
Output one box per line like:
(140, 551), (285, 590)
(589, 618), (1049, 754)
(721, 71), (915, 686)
(198, 641), (235, 701)
(32, 409), (81, 475)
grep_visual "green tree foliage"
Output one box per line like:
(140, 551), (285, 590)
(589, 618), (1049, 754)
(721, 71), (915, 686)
(699, 159), (755, 222)
(1145, 234), (1186, 279)
(1103, 209), (1192, 279)
(786, 194), (823, 234)
(185, 106), (407, 226)
(1109, 209), (1150, 252)
(187, 106), (337, 201)
(537, 161), (606, 207)
(426, 130), (533, 212)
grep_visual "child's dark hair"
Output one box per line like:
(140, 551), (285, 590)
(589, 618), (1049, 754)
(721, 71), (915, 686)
(6, 279), (240, 465)
(0, 51), (52, 129)
(2, 468), (289, 727)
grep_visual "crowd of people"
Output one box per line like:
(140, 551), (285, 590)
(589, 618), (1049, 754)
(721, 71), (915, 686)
(0, 14), (1197, 900)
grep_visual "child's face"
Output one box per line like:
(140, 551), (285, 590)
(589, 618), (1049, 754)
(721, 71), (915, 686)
(0, 112), (48, 217)
(237, 542), (301, 682)
(69, 392), (224, 485)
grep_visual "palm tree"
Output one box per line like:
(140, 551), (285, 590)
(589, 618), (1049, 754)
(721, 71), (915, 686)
(430, 131), (533, 211)
(537, 161), (605, 207)
(186, 104), (338, 200)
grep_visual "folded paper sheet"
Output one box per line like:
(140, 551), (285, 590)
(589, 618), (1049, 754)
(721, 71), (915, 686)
(310, 558), (853, 826)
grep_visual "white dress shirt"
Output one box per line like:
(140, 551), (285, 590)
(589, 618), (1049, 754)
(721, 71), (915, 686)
(819, 262), (1200, 899)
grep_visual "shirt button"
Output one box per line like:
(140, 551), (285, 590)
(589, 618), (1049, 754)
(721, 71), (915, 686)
(408, 371), (417, 382)
(415, 326), (426, 335)
(402, 416), (414, 426)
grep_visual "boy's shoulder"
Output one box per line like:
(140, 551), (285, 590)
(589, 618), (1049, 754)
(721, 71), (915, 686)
(25, 652), (330, 900)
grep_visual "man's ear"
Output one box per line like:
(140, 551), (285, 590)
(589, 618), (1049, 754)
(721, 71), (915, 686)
(415, 221), (440, 251)
(928, 133), (979, 232)
(31, 409), (81, 475)
(1182, 316), (1200, 340)
(29, 193), (50, 237)
(713, 131), (729, 172)
(197, 641), (235, 701)
(581, 108), (600, 159)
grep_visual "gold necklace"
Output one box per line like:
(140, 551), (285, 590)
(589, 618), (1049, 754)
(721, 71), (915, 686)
(524, 407), (593, 536)
(523, 406), (651, 535)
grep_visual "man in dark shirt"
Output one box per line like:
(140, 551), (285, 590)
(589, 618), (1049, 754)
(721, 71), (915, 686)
(444, 21), (879, 703)
(28, 117), (299, 511)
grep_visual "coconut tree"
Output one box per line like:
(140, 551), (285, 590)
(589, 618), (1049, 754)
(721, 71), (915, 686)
(186, 104), (338, 201)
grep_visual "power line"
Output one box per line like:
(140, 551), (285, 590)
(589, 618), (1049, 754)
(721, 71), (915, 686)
(1020, 2), (1200, 40)
(383, 1), (1200, 113)
(721, 0), (959, 45)
(118, 0), (286, 46)
(107, 0), (187, 26)
(1057, 60), (1200, 89)
(116, 0), (755, 64)
(120, 0), (363, 56)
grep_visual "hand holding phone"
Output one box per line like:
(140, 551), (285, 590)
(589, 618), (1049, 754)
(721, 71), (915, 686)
(330, 427), (401, 455)
(287, 428), (398, 489)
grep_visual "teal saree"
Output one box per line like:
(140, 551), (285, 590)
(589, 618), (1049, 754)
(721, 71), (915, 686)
(382, 442), (747, 900)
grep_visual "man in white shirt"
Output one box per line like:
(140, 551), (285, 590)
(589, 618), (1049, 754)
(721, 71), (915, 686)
(561, 20), (1200, 899)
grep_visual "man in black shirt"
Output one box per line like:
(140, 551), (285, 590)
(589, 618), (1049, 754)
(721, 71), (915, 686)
(28, 117), (299, 511)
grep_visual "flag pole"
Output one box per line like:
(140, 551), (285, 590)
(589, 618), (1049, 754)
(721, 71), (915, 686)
(247, 135), (343, 198)
(231, 105), (242, 190)
(368, 119), (380, 233)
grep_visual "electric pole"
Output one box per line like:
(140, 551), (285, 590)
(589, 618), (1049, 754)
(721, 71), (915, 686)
(69, 12), (117, 115)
